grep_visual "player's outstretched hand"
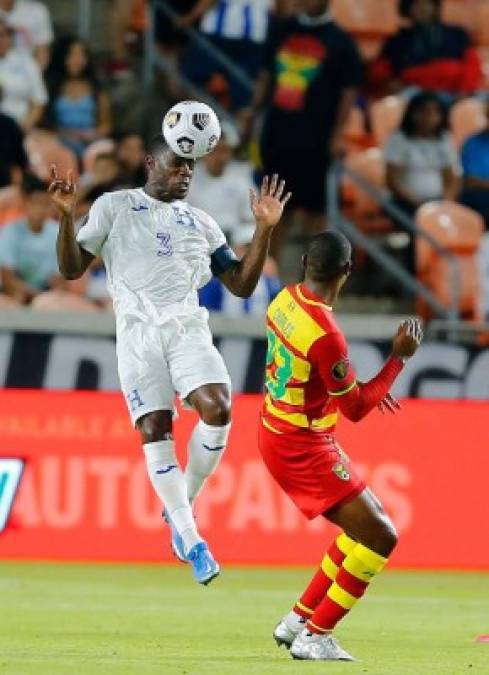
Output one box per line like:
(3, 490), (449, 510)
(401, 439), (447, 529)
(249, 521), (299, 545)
(378, 392), (401, 415)
(48, 164), (77, 217)
(250, 174), (292, 230)
(392, 318), (423, 360)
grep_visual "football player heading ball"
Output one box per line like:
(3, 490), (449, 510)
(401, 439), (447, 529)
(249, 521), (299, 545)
(50, 101), (291, 585)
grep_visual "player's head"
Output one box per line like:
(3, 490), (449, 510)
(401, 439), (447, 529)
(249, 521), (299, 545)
(303, 231), (352, 289)
(399, 0), (441, 24)
(145, 134), (195, 201)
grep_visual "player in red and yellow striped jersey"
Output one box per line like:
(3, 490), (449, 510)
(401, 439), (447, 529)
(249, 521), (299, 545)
(258, 231), (423, 661)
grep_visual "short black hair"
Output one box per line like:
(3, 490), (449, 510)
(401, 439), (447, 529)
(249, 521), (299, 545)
(305, 231), (352, 282)
(22, 173), (48, 195)
(400, 91), (448, 138)
(399, 0), (441, 19)
(147, 134), (171, 157)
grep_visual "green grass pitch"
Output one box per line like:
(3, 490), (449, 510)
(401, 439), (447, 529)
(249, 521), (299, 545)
(0, 562), (488, 675)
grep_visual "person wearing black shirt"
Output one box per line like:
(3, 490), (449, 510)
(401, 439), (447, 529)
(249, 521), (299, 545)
(0, 107), (28, 188)
(242, 0), (363, 279)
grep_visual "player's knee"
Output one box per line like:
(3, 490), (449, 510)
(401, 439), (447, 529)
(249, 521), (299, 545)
(200, 391), (231, 426)
(137, 411), (173, 443)
(375, 518), (398, 557)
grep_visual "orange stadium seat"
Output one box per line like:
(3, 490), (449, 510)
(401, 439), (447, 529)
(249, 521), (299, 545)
(449, 97), (486, 147)
(370, 96), (406, 146)
(343, 106), (370, 150)
(343, 148), (392, 233)
(331, 0), (399, 57)
(474, 0), (489, 46)
(24, 131), (78, 182)
(441, 0), (477, 33)
(415, 201), (484, 320)
(0, 186), (24, 228)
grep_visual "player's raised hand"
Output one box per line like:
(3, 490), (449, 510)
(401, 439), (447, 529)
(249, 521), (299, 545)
(48, 164), (77, 217)
(378, 392), (401, 415)
(392, 318), (423, 360)
(250, 174), (292, 230)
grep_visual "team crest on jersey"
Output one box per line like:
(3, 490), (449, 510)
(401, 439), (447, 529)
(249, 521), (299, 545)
(165, 111), (180, 129)
(332, 462), (350, 481)
(331, 359), (350, 380)
(176, 136), (195, 154)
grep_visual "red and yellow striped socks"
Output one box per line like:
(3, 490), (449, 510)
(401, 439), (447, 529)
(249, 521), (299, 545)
(293, 532), (356, 620)
(307, 542), (388, 634)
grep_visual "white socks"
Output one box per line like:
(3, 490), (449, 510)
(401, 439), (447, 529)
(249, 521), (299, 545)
(185, 420), (231, 503)
(143, 440), (202, 554)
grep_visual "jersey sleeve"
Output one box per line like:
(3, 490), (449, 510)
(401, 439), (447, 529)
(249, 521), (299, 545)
(311, 332), (357, 397)
(76, 194), (113, 256)
(190, 206), (240, 277)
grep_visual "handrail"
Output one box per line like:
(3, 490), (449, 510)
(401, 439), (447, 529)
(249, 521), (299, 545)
(148, 0), (255, 94)
(326, 163), (456, 321)
(341, 162), (461, 319)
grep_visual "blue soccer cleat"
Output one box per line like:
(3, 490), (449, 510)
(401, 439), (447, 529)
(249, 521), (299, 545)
(187, 542), (220, 585)
(163, 509), (187, 563)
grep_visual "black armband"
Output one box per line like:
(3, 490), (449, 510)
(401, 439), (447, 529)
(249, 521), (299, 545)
(210, 244), (239, 277)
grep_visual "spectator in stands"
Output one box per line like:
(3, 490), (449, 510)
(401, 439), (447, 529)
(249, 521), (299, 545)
(385, 92), (460, 214)
(0, 174), (59, 304)
(199, 236), (281, 316)
(0, 0), (53, 70)
(243, 0), (363, 280)
(460, 101), (489, 228)
(0, 18), (47, 130)
(187, 124), (256, 245)
(180, 0), (273, 110)
(79, 152), (121, 201)
(45, 37), (112, 157)
(115, 132), (146, 188)
(370, 0), (483, 102)
(0, 84), (28, 188)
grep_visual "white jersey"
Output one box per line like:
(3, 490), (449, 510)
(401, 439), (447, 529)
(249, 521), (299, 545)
(76, 188), (227, 326)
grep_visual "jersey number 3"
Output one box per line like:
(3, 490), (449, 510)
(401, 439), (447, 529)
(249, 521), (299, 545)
(156, 232), (173, 257)
(266, 329), (293, 398)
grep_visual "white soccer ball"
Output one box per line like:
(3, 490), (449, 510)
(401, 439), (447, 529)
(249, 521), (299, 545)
(162, 101), (221, 159)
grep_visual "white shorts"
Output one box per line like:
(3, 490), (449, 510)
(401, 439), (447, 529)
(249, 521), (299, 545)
(116, 310), (231, 425)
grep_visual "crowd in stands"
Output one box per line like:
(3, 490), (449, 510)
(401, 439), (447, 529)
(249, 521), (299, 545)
(1, 0), (489, 322)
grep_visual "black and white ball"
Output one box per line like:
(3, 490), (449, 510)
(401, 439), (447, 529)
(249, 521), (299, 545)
(162, 101), (221, 159)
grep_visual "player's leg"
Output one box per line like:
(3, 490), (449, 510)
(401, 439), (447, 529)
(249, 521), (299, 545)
(291, 488), (397, 661)
(184, 383), (231, 504)
(137, 410), (203, 562)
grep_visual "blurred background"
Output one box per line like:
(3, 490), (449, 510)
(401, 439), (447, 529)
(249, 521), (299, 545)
(0, 0), (488, 569)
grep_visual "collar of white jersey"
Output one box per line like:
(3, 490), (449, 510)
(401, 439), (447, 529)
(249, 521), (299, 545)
(136, 188), (185, 208)
(298, 11), (332, 26)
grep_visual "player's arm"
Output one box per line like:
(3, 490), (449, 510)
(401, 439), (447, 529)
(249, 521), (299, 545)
(49, 166), (94, 280)
(315, 320), (423, 423)
(219, 175), (291, 298)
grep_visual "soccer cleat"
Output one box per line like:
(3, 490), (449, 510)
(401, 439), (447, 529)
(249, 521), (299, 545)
(273, 615), (306, 649)
(187, 542), (220, 585)
(290, 629), (356, 661)
(163, 510), (187, 563)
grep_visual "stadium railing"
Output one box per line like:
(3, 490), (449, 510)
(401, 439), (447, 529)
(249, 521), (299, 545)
(327, 162), (462, 323)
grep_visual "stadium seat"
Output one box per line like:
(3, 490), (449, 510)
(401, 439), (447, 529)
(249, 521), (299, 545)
(343, 106), (370, 150)
(474, 1), (489, 46)
(343, 148), (392, 233)
(415, 201), (484, 320)
(0, 186), (24, 228)
(370, 96), (406, 147)
(441, 0), (477, 33)
(332, 0), (399, 58)
(449, 98), (486, 147)
(24, 131), (78, 182)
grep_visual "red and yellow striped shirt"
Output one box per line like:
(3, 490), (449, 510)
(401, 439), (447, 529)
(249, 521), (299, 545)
(262, 283), (357, 435)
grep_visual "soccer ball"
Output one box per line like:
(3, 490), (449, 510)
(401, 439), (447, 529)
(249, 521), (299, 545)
(162, 101), (221, 159)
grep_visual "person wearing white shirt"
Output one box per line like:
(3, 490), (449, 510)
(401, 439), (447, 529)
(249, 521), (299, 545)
(49, 132), (291, 585)
(186, 127), (256, 245)
(0, 0), (53, 70)
(0, 19), (47, 130)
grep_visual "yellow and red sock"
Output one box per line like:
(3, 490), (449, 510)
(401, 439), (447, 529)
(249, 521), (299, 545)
(293, 533), (356, 619)
(307, 543), (388, 634)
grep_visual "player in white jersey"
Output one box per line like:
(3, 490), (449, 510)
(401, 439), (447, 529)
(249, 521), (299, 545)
(49, 134), (291, 585)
